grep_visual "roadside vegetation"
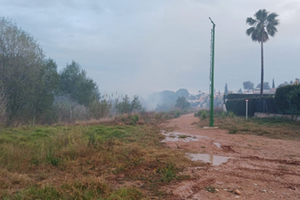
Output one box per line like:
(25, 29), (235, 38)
(0, 113), (202, 199)
(195, 110), (300, 140)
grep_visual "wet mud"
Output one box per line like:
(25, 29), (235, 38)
(161, 113), (300, 200)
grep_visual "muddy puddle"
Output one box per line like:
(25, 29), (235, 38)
(186, 153), (229, 166)
(161, 131), (209, 142)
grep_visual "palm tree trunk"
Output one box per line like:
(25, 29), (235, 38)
(260, 40), (264, 98)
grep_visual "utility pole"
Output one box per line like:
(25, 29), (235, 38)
(209, 17), (215, 127)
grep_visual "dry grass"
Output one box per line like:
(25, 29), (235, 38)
(0, 115), (201, 199)
(197, 113), (300, 140)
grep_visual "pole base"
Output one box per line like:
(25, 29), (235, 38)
(203, 126), (218, 129)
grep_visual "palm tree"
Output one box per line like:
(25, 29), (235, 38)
(246, 9), (279, 97)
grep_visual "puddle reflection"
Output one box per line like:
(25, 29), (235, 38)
(161, 131), (209, 142)
(186, 153), (229, 166)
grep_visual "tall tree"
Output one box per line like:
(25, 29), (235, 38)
(175, 96), (190, 110)
(58, 61), (100, 107)
(33, 59), (60, 123)
(0, 17), (46, 124)
(224, 84), (228, 95)
(115, 95), (142, 114)
(256, 82), (270, 90)
(246, 9), (279, 97)
(243, 81), (254, 90)
(272, 78), (275, 88)
(175, 88), (189, 98)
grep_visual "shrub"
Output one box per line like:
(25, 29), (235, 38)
(275, 84), (300, 114)
(194, 110), (208, 119)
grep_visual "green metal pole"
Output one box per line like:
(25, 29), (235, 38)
(209, 17), (215, 127)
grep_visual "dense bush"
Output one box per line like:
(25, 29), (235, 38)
(275, 84), (300, 114)
(194, 110), (208, 119)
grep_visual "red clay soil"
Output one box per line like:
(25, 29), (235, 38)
(161, 113), (300, 200)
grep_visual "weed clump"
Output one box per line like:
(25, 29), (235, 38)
(194, 110), (208, 120)
(205, 185), (217, 193)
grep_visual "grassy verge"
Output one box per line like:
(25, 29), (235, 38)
(0, 114), (200, 199)
(196, 111), (300, 140)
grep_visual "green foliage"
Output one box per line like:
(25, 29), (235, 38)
(194, 110), (208, 119)
(175, 96), (190, 110)
(256, 82), (270, 90)
(243, 81), (254, 90)
(0, 86), (8, 126)
(107, 188), (144, 200)
(157, 163), (178, 182)
(46, 154), (61, 166)
(175, 111), (181, 118)
(33, 59), (60, 124)
(275, 84), (300, 114)
(115, 95), (142, 114)
(246, 9), (279, 43)
(0, 18), (47, 125)
(228, 111), (235, 118)
(229, 127), (237, 134)
(201, 111), (208, 119)
(130, 114), (139, 125)
(89, 99), (112, 119)
(18, 186), (61, 199)
(58, 61), (100, 107)
(205, 186), (217, 193)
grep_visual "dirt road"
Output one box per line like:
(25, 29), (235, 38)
(162, 113), (300, 200)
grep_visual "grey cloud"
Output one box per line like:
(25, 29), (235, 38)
(0, 0), (299, 96)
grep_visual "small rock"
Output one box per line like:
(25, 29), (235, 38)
(215, 189), (219, 192)
(227, 188), (234, 192)
(289, 186), (296, 190)
(216, 181), (223, 185)
(253, 183), (257, 186)
(235, 196), (240, 199)
(234, 189), (241, 195)
(262, 189), (267, 193)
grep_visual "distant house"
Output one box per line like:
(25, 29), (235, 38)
(252, 88), (276, 94)
(293, 78), (299, 85)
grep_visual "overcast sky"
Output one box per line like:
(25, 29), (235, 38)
(1, 0), (299, 97)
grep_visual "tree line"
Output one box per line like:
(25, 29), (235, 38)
(0, 18), (141, 126)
